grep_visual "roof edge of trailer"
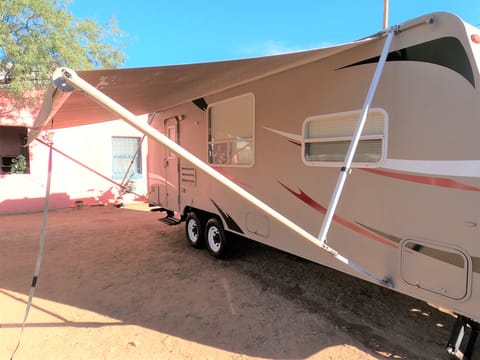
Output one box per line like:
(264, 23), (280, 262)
(29, 11), (467, 143)
(28, 36), (384, 142)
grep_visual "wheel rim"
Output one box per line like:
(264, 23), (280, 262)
(187, 219), (199, 243)
(207, 226), (221, 252)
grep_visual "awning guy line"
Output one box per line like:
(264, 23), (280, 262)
(35, 137), (127, 190)
(119, 112), (156, 190)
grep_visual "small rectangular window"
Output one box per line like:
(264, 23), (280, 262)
(303, 109), (387, 167)
(207, 94), (254, 166)
(0, 126), (29, 174)
(112, 136), (142, 179)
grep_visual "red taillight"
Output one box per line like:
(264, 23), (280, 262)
(471, 34), (480, 44)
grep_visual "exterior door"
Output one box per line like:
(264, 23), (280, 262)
(163, 117), (180, 211)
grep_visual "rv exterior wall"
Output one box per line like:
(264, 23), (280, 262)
(147, 13), (480, 322)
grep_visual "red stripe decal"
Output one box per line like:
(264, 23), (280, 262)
(279, 182), (398, 249)
(213, 167), (252, 189)
(361, 168), (480, 192)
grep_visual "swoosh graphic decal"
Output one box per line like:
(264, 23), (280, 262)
(213, 167), (252, 189)
(356, 222), (402, 245)
(264, 126), (480, 191)
(362, 168), (480, 192)
(405, 242), (480, 274)
(339, 36), (475, 87)
(358, 223), (480, 273)
(263, 127), (302, 143)
(279, 182), (398, 249)
(211, 199), (244, 234)
(383, 159), (480, 178)
(280, 183), (480, 273)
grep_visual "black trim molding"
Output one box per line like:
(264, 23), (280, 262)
(210, 199), (244, 234)
(192, 97), (208, 111)
(340, 37), (475, 87)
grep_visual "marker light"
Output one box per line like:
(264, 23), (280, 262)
(471, 34), (480, 44)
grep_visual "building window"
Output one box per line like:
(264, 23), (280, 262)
(303, 108), (387, 167)
(207, 93), (254, 166)
(111, 136), (142, 179)
(0, 126), (29, 174)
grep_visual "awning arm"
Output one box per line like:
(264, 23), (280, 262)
(46, 66), (392, 288)
(316, 16), (435, 247)
(317, 28), (396, 247)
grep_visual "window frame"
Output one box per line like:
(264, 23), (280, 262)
(207, 93), (255, 168)
(111, 136), (143, 180)
(302, 108), (388, 168)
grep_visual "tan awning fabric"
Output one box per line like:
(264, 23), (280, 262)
(32, 37), (377, 134)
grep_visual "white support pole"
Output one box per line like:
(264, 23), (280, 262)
(383, 0), (389, 30)
(50, 66), (392, 287)
(317, 29), (395, 247)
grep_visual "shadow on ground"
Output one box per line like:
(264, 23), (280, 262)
(1, 206), (476, 359)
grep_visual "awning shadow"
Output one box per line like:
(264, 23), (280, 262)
(0, 207), (461, 359)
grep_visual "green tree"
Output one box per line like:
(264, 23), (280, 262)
(0, 0), (127, 106)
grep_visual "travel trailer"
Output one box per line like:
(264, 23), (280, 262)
(30, 12), (480, 358)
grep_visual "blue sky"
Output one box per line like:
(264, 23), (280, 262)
(69, 1), (480, 68)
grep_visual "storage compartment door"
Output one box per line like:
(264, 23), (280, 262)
(401, 239), (470, 300)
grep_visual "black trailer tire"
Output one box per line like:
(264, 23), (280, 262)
(185, 212), (204, 248)
(205, 218), (228, 258)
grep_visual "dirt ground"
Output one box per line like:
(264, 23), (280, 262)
(0, 204), (475, 360)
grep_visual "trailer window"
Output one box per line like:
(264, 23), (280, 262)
(208, 94), (254, 166)
(303, 109), (387, 167)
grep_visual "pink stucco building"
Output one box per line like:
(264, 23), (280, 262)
(0, 90), (148, 214)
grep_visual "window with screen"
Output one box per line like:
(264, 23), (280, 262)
(303, 109), (387, 167)
(207, 93), (254, 166)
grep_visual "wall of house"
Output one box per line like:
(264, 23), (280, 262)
(0, 92), (149, 214)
